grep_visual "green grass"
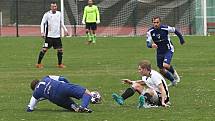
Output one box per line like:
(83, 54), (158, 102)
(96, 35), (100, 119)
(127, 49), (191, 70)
(0, 36), (214, 121)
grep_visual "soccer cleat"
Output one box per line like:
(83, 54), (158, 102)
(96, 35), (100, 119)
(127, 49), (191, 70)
(70, 104), (79, 112)
(168, 80), (177, 87)
(86, 40), (92, 45)
(57, 64), (66, 68)
(138, 96), (158, 108)
(78, 106), (93, 113)
(112, 93), (124, 105)
(173, 70), (180, 83)
(138, 95), (145, 108)
(36, 64), (43, 68)
(26, 107), (34, 112)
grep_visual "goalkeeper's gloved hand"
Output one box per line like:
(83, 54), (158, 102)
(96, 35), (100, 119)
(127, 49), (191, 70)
(96, 20), (100, 24)
(82, 20), (86, 25)
(26, 107), (33, 112)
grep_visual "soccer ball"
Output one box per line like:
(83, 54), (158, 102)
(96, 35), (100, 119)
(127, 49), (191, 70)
(90, 91), (102, 104)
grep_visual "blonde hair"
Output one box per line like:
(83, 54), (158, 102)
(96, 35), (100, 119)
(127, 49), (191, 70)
(138, 60), (151, 71)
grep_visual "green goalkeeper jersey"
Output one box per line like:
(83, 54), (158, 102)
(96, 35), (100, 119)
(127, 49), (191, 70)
(83, 5), (100, 23)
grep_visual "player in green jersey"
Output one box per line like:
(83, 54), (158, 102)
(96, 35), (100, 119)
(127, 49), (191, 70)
(82, 0), (100, 44)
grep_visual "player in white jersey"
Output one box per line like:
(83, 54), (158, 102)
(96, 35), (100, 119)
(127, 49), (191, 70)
(36, 2), (68, 68)
(112, 60), (170, 108)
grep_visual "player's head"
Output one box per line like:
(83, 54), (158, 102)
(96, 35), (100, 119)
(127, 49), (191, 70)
(30, 79), (40, 90)
(50, 1), (58, 13)
(152, 16), (161, 29)
(88, 0), (93, 6)
(138, 60), (151, 76)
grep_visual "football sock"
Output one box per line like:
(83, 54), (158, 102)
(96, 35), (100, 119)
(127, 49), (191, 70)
(167, 65), (175, 75)
(90, 33), (94, 42)
(92, 34), (96, 43)
(37, 50), (46, 64)
(57, 50), (63, 65)
(121, 87), (135, 100)
(86, 32), (91, 41)
(81, 93), (92, 108)
(163, 71), (175, 82)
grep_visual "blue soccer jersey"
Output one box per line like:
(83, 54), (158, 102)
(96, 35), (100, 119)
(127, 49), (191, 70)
(146, 25), (184, 54)
(27, 75), (86, 111)
(146, 25), (184, 68)
(33, 76), (69, 100)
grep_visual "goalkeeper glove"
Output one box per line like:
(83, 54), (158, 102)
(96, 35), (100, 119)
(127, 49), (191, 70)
(96, 20), (100, 24)
(82, 20), (85, 25)
(26, 107), (33, 112)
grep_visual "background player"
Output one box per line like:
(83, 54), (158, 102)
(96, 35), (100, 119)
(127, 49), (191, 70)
(82, 0), (100, 44)
(26, 75), (93, 113)
(112, 60), (170, 108)
(146, 16), (185, 86)
(36, 2), (68, 68)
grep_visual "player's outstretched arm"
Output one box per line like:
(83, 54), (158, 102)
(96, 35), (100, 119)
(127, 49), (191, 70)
(121, 79), (132, 84)
(174, 29), (185, 45)
(167, 26), (185, 45)
(26, 96), (39, 112)
(122, 79), (144, 85)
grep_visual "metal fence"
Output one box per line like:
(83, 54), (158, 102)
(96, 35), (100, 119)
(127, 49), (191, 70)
(0, 0), (214, 37)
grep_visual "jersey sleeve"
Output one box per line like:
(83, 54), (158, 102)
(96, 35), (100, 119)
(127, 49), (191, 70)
(167, 26), (176, 33)
(40, 13), (48, 34)
(27, 96), (39, 110)
(82, 7), (87, 22)
(146, 31), (152, 48)
(167, 26), (185, 44)
(60, 12), (68, 32)
(96, 6), (100, 21)
(59, 76), (70, 83)
(141, 76), (147, 82)
(152, 75), (162, 86)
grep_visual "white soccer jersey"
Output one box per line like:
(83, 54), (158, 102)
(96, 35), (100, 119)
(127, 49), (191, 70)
(142, 70), (169, 97)
(41, 11), (67, 38)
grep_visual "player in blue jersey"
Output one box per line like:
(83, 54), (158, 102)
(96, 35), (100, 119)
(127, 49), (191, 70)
(146, 16), (185, 86)
(26, 75), (93, 113)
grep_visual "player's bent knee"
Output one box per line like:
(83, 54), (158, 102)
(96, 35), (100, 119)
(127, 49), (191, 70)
(144, 92), (159, 105)
(159, 68), (166, 75)
(132, 83), (143, 92)
(163, 63), (170, 69)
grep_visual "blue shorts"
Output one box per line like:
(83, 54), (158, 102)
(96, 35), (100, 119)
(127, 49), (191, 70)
(50, 83), (86, 110)
(156, 50), (173, 69)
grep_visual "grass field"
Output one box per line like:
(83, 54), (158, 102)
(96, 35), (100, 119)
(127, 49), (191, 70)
(0, 36), (214, 121)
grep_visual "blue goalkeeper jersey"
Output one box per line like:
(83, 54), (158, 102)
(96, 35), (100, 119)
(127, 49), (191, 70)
(146, 24), (184, 54)
(32, 75), (70, 101)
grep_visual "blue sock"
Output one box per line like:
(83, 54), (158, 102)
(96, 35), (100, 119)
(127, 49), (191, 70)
(168, 66), (175, 75)
(81, 93), (91, 108)
(164, 71), (175, 82)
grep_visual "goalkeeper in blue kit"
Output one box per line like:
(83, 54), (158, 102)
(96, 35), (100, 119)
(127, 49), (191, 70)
(82, 0), (100, 44)
(26, 75), (93, 113)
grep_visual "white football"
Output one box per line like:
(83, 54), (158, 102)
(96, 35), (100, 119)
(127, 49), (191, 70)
(91, 91), (102, 104)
